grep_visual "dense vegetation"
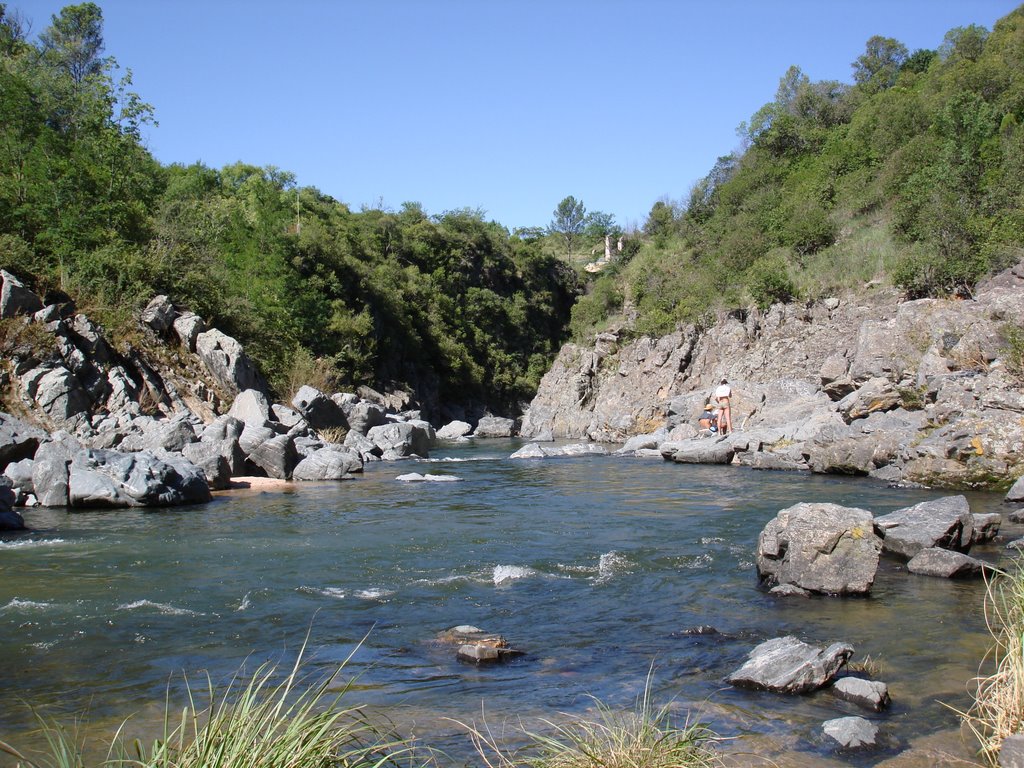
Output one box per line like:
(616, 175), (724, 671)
(572, 6), (1024, 339)
(0, 3), (580, 415)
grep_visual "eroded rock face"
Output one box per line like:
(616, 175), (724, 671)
(519, 265), (1024, 489)
(195, 329), (268, 397)
(757, 503), (881, 595)
(726, 636), (853, 693)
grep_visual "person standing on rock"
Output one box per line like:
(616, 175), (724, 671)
(714, 378), (733, 435)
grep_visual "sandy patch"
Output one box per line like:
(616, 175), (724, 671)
(212, 476), (297, 495)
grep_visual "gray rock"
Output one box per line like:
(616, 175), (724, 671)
(726, 636), (854, 693)
(509, 443), (610, 459)
(0, 411), (47, 470)
(906, 547), (994, 578)
(343, 430), (380, 459)
(660, 439), (735, 465)
(1008, 475), (1024, 503)
(201, 415), (244, 443)
(1000, 734), (1024, 768)
(770, 583), (810, 597)
(3, 457), (35, 503)
(195, 329), (268, 396)
(874, 495), (975, 558)
(757, 502), (881, 595)
(0, 269), (43, 318)
(473, 415), (516, 438)
(344, 401), (388, 436)
(837, 377), (901, 422)
(246, 434), (298, 480)
(1009, 509), (1024, 524)
(436, 420), (472, 439)
(140, 295), (176, 335)
(68, 449), (210, 507)
(228, 389), (274, 426)
(615, 430), (667, 454)
(972, 512), (1002, 544)
(181, 441), (233, 490)
(172, 311), (206, 351)
(367, 422), (431, 458)
(292, 448), (361, 481)
(291, 385), (347, 431)
(457, 644), (499, 663)
(832, 677), (891, 711)
(141, 412), (199, 452)
(822, 716), (878, 749)
(21, 365), (91, 428)
(0, 476), (25, 530)
(31, 434), (80, 507)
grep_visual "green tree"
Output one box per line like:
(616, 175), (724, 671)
(852, 35), (908, 92)
(549, 195), (586, 257)
(39, 2), (105, 84)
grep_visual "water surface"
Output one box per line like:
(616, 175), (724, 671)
(0, 440), (1011, 765)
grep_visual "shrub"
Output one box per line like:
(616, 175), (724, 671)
(746, 254), (797, 310)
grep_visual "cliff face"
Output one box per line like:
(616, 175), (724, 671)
(520, 263), (1024, 489)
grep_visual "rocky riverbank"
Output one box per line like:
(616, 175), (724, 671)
(520, 261), (1024, 490)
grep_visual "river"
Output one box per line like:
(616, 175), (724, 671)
(0, 439), (1010, 766)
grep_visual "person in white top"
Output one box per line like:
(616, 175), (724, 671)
(713, 378), (732, 435)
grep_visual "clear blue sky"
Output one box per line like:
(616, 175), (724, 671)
(13, 0), (1022, 231)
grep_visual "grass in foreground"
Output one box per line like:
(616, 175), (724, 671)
(460, 675), (722, 768)
(0, 639), (421, 768)
(959, 562), (1024, 766)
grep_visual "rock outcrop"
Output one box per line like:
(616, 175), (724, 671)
(521, 264), (1024, 489)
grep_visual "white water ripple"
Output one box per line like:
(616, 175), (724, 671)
(116, 600), (203, 617)
(2, 598), (54, 613)
(297, 585), (347, 600)
(0, 538), (69, 550)
(492, 565), (536, 585)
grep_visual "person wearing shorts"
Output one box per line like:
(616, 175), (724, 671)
(713, 378), (732, 435)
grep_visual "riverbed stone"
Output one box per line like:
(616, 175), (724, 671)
(726, 636), (854, 693)
(874, 495), (975, 559)
(823, 716), (878, 749)
(367, 422), (431, 458)
(757, 502), (881, 595)
(972, 512), (1002, 544)
(832, 677), (891, 711)
(906, 547), (994, 578)
(1008, 476), (1024, 503)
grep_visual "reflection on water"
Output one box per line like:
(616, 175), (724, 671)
(0, 439), (1012, 765)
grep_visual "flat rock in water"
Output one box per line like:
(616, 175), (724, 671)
(726, 635), (853, 693)
(906, 547), (994, 578)
(823, 716), (878, 748)
(832, 677), (891, 711)
(661, 439), (735, 465)
(873, 495), (974, 559)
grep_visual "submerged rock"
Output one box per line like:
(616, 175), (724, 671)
(726, 635), (853, 693)
(438, 625), (524, 664)
(906, 548), (995, 578)
(823, 716), (878, 749)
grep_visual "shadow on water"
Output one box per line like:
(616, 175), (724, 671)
(0, 439), (1010, 765)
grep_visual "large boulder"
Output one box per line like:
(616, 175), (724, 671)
(31, 433), (81, 507)
(246, 434), (298, 480)
(367, 422), (431, 458)
(181, 441), (233, 490)
(20, 365), (92, 428)
(292, 447), (362, 480)
(344, 401), (388, 436)
(473, 415), (516, 438)
(757, 503), (881, 595)
(291, 385), (347, 431)
(0, 269), (43, 318)
(661, 439), (736, 465)
(195, 329), (268, 396)
(873, 495), (975, 559)
(726, 636), (854, 693)
(172, 311), (206, 352)
(68, 449), (211, 507)
(436, 420), (472, 440)
(0, 411), (48, 469)
(140, 295), (176, 336)
(3, 458), (34, 502)
(228, 389), (274, 426)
